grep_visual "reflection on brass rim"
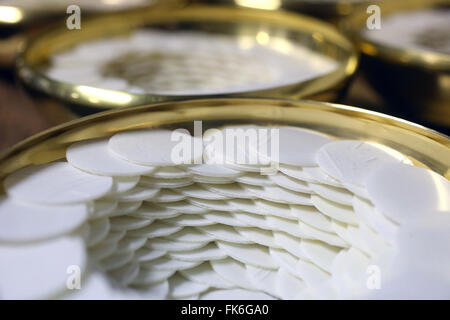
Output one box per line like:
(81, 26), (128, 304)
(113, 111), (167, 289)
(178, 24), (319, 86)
(343, 0), (450, 71)
(16, 5), (358, 110)
(212, 0), (376, 20)
(0, 98), (448, 186)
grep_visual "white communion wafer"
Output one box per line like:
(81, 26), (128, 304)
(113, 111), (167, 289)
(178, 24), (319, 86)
(89, 239), (119, 260)
(99, 250), (134, 271)
(246, 184), (312, 206)
(200, 288), (276, 300)
(181, 263), (235, 289)
(4, 162), (113, 205)
(66, 138), (155, 176)
(299, 220), (348, 248)
(204, 124), (264, 166)
(169, 243), (227, 262)
(141, 256), (202, 271)
(165, 215), (216, 227)
(231, 212), (271, 230)
(147, 239), (207, 252)
(148, 189), (186, 203)
(128, 280), (170, 300)
(99, 229), (126, 245)
(235, 173), (275, 186)
(87, 218), (111, 247)
(198, 225), (252, 244)
(266, 215), (309, 239)
(175, 184), (229, 200)
(210, 258), (256, 290)
(216, 241), (279, 269)
(0, 236), (86, 299)
(89, 200), (118, 220)
(109, 261), (140, 286)
(116, 236), (147, 254)
(366, 163), (450, 223)
(228, 198), (269, 216)
(246, 265), (278, 293)
(311, 195), (359, 225)
(110, 216), (153, 231)
(131, 203), (179, 219)
(130, 267), (174, 286)
(309, 183), (353, 206)
(203, 211), (250, 227)
(203, 183), (255, 199)
(299, 240), (341, 273)
(279, 164), (315, 182)
(269, 248), (300, 277)
(0, 196), (88, 243)
(272, 231), (309, 260)
(253, 127), (333, 166)
(109, 129), (202, 166)
(192, 175), (235, 184)
(188, 198), (234, 212)
(255, 199), (296, 220)
(290, 204), (333, 233)
(109, 176), (141, 195)
(113, 186), (159, 202)
(169, 273), (210, 299)
(301, 167), (343, 187)
(63, 271), (117, 300)
(275, 268), (307, 300)
(294, 259), (336, 299)
(315, 140), (410, 187)
(236, 227), (279, 248)
(164, 200), (209, 214)
(140, 176), (193, 189)
(110, 203), (143, 219)
(187, 164), (242, 178)
(135, 247), (167, 262)
(352, 196), (398, 245)
(269, 173), (312, 193)
(147, 166), (192, 179)
(167, 227), (213, 243)
(129, 221), (182, 238)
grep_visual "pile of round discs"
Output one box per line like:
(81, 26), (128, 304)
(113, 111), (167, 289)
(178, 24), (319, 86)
(45, 30), (338, 95)
(0, 125), (449, 299)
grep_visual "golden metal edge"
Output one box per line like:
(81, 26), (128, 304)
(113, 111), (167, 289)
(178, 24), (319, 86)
(343, 0), (450, 71)
(15, 4), (359, 110)
(0, 97), (448, 189)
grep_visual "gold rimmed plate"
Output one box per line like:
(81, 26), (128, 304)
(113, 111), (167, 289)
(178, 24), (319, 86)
(342, 0), (450, 131)
(0, 98), (448, 185)
(16, 5), (358, 112)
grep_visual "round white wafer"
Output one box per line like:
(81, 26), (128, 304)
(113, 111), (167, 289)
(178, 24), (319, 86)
(315, 140), (411, 187)
(4, 162), (113, 205)
(0, 196), (88, 243)
(169, 274), (210, 299)
(253, 127), (333, 166)
(0, 236), (86, 299)
(366, 163), (450, 223)
(216, 241), (279, 269)
(109, 129), (202, 166)
(67, 138), (155, 176)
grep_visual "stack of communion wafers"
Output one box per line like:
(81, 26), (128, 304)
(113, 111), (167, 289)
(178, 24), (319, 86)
(0, 125), (449, 299)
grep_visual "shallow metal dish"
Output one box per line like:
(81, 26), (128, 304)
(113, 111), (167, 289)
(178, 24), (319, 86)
(0, 0), (179, 68)
(342, 0), (450, 131)
(209, 0), (377, 22)
(16, 5), (358, 112)
(0, 98), (448, 189)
